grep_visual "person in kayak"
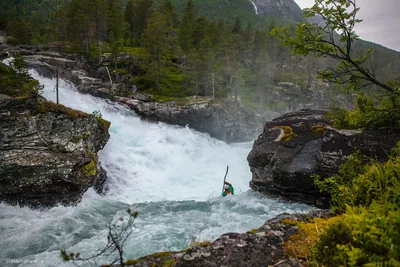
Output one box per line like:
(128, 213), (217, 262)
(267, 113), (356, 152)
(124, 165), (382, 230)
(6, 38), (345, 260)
(222, 181), (234, 197)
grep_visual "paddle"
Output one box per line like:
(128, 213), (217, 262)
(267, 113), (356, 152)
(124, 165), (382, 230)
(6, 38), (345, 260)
(222, 165), (229, 194)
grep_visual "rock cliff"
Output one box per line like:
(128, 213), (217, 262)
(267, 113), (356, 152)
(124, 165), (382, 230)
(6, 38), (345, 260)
(0, 95), (110, 208)
(116, 96), (263, 143)
(247, 109), (400, 207)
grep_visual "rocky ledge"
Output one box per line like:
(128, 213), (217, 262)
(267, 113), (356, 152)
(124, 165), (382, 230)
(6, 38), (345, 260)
(119, 210), (330, 267)
(0, 94), (110, 208)
(116, 96), (263, 143)
(247, 109), (400, 208)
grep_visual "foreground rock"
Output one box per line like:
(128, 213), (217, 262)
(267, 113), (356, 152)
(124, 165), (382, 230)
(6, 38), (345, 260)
(0, 95), (110, 208)
(121, 210), (330, 267)
(117, 96), (263, 143)
(247, 109), (400, 208)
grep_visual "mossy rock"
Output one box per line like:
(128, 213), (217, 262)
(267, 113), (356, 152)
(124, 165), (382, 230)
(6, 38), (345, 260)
(81, 159), (97, 177)
(311, 125), (326, 136)
(36, 100), (89, 118)
(274, 126), (298, 142)
(96, 117), (111, 129)
(125, 251), (180, 266)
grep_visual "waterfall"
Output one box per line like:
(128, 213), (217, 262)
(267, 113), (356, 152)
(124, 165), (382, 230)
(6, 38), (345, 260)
(0, 66), (313, 267)
(249, 0), (259, 15)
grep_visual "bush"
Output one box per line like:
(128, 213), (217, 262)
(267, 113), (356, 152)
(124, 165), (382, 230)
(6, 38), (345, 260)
(310, 143), (400, 266)
(0, 57), (43, 97)
(327, 91), (400, 130)
(312, 204), (400, 267)
(313, 143), (400, 213)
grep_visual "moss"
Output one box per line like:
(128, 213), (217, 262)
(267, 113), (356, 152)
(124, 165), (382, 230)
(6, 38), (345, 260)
(125, 251), (179, 266)
(36, 100), (88, 118)
(311, 125), (326, 136)
(247, 228), (259, 234)
(125, 259), (140, 265)
(96, 117), (111, 129)
(283, 216), (341, 260)
(274, 126), (298, 142)
(189, 241), (212, 247)
(81, 159), (97, 177)
(163, 259), (176, 267)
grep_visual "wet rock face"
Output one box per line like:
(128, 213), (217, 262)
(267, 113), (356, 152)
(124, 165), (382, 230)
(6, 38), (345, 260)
(117, 97), (264, 143)
(0, 96), (110, 208)
(247, 109), (400, 208)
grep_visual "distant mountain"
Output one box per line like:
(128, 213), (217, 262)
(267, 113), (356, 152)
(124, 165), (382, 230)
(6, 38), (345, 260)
(253, 0), (303, 20)
(153, 0), (305, 28)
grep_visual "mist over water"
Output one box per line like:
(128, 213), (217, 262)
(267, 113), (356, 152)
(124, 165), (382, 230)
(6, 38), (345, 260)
(0, 69), (313, 266)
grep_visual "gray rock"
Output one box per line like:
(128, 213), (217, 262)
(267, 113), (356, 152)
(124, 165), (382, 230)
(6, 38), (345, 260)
(247, 109), (400, 208)
(0, 96), (110, 208)
(117, 96), (264, 143)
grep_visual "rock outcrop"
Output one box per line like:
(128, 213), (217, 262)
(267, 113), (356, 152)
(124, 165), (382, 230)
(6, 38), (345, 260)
(116, 96), (263, 143)
(0, 95), (110, 208)
(122, 210), (330, 267)
(247, 109), (400, 208)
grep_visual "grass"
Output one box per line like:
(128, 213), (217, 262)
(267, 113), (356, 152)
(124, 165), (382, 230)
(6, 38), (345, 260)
(282, 216), (342, 260)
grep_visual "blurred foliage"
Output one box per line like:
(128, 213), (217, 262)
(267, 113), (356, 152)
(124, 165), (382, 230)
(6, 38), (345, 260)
(0, 57), (43, 97)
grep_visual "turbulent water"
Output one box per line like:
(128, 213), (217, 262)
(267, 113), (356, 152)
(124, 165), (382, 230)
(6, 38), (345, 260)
(0, 69), (313, 266)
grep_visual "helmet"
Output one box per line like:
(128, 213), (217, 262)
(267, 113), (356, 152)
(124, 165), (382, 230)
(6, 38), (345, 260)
(224, 184), (230, 190)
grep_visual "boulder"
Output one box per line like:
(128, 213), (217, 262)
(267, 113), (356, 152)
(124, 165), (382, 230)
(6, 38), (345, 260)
(0, 96), (110, 208)
(247, 109), (400, 208)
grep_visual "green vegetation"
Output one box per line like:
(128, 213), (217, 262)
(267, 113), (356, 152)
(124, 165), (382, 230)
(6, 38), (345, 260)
(273, 0), (399, 129)
(81, 159), (97, 177)
(0, 57), (43, 97)
(283, 216), (341, 260)
(271, 1), (400, 266)
(2, 0), (398, 114)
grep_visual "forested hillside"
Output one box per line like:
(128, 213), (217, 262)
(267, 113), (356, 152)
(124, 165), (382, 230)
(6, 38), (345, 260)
(1, 0), (399, 114)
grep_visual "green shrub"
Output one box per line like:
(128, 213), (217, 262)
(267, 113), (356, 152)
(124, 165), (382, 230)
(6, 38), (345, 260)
(314, 143), (400, 213)
(310, 143), (400, 266)
(327, 92), (400, 130)
(0, 57), (43, 97)
(312, 204), (400, 267)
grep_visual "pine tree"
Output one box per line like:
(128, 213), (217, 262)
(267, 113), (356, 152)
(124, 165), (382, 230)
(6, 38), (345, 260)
(131, 0), (153, 40)
(232, 17), (243, 35)
(140, 11), (180, 93)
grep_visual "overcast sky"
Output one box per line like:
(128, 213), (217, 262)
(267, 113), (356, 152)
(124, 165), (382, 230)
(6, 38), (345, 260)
(294, 0), (400, 51)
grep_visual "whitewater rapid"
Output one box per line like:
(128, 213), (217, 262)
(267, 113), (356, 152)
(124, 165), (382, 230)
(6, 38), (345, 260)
(0, 69), (313, 266)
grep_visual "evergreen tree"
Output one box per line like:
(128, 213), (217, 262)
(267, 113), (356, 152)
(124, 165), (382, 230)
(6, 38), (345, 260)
(178, 0), (197, 54)
(140, 11), (180, 93)
(232, 17), (243, 35)
(124, 0), (134, 37)
(107, 0), (124, 42)
(131, 0), (153, 40)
